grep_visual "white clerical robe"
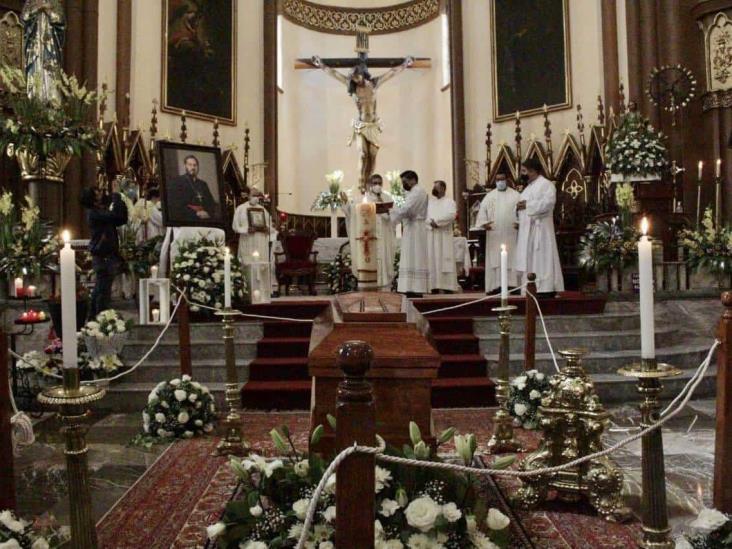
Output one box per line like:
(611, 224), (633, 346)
(390, 185), (429, 294)
(426, 196), (458, 292)
(232, 201), (272, 264)
(145, 202), (165, 240)
(475, 188), (521, 291)
(514, 176), (565, 293)
(342, 191), (396, 289)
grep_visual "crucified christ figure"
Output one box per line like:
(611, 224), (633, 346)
(311, 55), (414, 191)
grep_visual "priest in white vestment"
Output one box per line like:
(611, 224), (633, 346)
(426, 180), (458, 293)
(341, 174), (396, 289)
(145, 189), (165, 240)
(389, 170), (429, 296)
(232, 188), (272, 264)
(474, 173), (521, 293)
(514, 158), (564, 295)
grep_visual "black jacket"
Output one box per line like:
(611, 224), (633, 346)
(87, 192), (128, 258)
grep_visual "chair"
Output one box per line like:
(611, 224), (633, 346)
(275, 231), (319, 295)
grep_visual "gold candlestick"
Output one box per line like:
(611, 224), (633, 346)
(618, 358), (681, 549)
(38, 368), (105, 549)
(215, 308), (250, 455)
(486, 303), (522, 453)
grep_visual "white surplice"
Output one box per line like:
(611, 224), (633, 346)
(342, 190), (396, 289)
(145, 202), (165, 240)
(232, 201), (272, 264)
(474, 188), (521, 291)
(390, 185), (429, 294)
(426, 195), (458, 292)
(514, 175), (565, 293)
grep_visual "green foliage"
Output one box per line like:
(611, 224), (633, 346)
(577, 219), (640, 273)
(679, 207), (732, 276)
(323, 251), (357, 294)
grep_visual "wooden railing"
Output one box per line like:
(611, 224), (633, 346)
(524, 273), (537, 371)
(715, 292), (732, 514)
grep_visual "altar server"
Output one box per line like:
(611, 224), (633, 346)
(514, 158), (564, 295)
(390, 170), (429, 297)
(342, 174), (396, 289)
(426, 180), (458, 293)
(475, 173), (521, 293)
(145, 188), (165, 239)
(232, 188), (272, 264)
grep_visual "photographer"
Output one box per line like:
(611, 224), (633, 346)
(79, 182), (129, 317)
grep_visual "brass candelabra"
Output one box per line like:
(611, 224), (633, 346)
(215, 308), (250, 456)
(486, 302), (522, 453)
(618, 358), (681, 549)
(37, 368), (106, 549)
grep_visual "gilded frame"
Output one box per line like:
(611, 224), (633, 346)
(490, 0), (572, 122)
(161, 0), (237, 125)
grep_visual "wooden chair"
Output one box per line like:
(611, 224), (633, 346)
(275, 231), (319, 295)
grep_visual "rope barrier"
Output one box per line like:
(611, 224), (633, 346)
(294, 338), (720, 549)
(419, 284), (525, 316)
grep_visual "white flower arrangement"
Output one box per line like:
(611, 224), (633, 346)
(507, 369), (550, 430)
(211, 421), (512, 548)
(312, 170), (348, 211)
(142, 375), (216, 439)
(78, 309), (132, 374)
(0, 509), (68, 548)
(605, 111), (669, 178)
(679, 207), (732, 276)
(171, 237), (247, 313)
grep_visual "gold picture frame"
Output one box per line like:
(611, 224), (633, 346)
(490, 0), (572, 121)
(161, 0), (237, 125)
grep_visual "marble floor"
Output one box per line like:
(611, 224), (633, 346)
(11, 399), (717, 542)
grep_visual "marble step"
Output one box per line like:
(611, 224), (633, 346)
(126, 322), (262, 342)
(477, 327), (678, 354)
(120, 340), (259, 362)
(474, 312), (640, 335)
(102, 381), (230, 413)
(112, 358), (254, 384)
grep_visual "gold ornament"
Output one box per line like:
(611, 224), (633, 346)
(11, 145), (72, 183)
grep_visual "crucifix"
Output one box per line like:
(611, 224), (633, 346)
(297, 24), (430, 190)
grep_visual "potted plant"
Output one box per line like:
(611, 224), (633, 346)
(605, 107), (669, 183)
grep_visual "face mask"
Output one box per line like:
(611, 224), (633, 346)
(519, 173), (529, 184)
(371, 184), (382, 194)
(496, 180), (507, 191)
(249, 196), (259, 205)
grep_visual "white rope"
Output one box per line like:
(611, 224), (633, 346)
(526, 290), (561, 373)
(4, 360), (35, 453)
(295, 338), (719, 548)
(420, 285), (525, 316)
(661, 341), (719, 417)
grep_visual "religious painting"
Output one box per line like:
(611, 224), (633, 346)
(490, 0), (571, 121)
(247, 208), (268, 232)
(157, 141), (226, 228)
(161, 0), (236, 124)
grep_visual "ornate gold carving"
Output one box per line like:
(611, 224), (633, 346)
(11, 146), (72, 183)
(0, 11), (23, 97)
(701, 12), (732, 92)
(701, 88), (732, 111)
(282, 0), (440, 35)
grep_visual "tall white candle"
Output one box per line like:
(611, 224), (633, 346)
(500, 244), (508, 303)
(355, 195), (377, 289)
(224, 247), (232, 309)
(637, 218), (655, 359)
(13, 276), (22, 297)
(60, 231), (78, 369)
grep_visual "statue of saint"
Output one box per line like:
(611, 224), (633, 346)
(20, 0), (65, 103)
(312, 55), (414, 191)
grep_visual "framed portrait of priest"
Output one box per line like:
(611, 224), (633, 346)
(157, 141), (226, 228)
(247, 208), (268, 232)
(161, 0), (236, 124)
(490, 0), (572, 121)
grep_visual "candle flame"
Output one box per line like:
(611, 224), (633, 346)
(641, 217), (649, 236)
(361, 194), (368, 204)
(62, 230), (70, 244)
(698, 160), (703, 169)
(501, 243), (507, 252)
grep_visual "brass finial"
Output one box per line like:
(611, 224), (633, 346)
(150, 99), (158, 140)
(619, 82), (626, 115)
(485, 122), (492, 180)
(243, 124), (251, 186)
(543, 104), (553, 171)
(577, 104), (586, 152)
(515, 111), (522, 171)
(98, 82), (108, 130)
(213, 118), (220, 148)
(597, 94), (605, 126)
(180, 111), (187, 143)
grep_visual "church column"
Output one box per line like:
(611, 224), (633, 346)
(601, 0), (620, 114)
(263, 0), (279, 209)
(447, 0), (466, 231)
(639, 0), (660, 125)
(116, 0), (132, 128)
(80, 0), (99, 225)
(625, 0), (642, 104)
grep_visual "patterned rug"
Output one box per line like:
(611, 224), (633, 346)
(97, 409), (643, 548)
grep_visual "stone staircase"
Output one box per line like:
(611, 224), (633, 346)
(474, 299), (719, 403)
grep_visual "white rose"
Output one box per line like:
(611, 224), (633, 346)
(404, 496), (441, 532)
(441, 502), (462, 522)
(178, 411), (189, 424)
(378, 540), (404, 549)
(0, 540), (22, 549)
(142, 411), (150, 423)
(292, 498), (310, 520)
(249, 504), (262, 517)
(294, 459), (310, 478)
(182, 374), (192, 382)
(466, 514), (477, 532)
(288, 522), (304, 539)
(188, 393), (197, 402)
(147, 392), (159, 405)
(470, 531), (500, 549)
(155, 413), (166, 423)
(319, 543), (334, 549)
(514, 403), (528, 417)
(31, 539), (50, 549)
(0, 511), (23, 534)
(529, 389), (542, 400)
(379, 499), (399, 517)
(170, 378), (181, 386)
(206, 522), (226, 540)
(535, 372), (545, 381)
(161, 401), (169, 408)
(486, 508), (510, 530)
(156, 428), (166, 437)
(183, 431), (193, 438)
(322, 505), (336, 523)
(405, 533), (431, 549)
(690, 507), (729, 533)
(240, 542), (267, 549)
(174, 390), (187, 401)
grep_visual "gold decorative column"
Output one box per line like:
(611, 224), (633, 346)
(215, 308), (249, 455)
(618, 358), (681, 548)
(37, 368), (105, 549)
(486, 303), (522, 453)
(517, 349), (628, 521)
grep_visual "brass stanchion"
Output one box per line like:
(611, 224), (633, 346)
(215, 308), (250, 456)
(37, 368), (105, 549)
(618, 358), (681, 549)
(486, 302), (522, 453)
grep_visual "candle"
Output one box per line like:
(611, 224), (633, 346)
(500, 244), (508, 303)
(151, 265), (158, 279)
(252, 249), (260, 260)
(637, 218), (655, 360)
(13, 277), (22, 297)
(355, 195), (377, 289)
(698, 160), (703, 181)
(27, 285), (36, 298)
(60, 231), (78, 369)
(152, 308), (160, 323)
(716, 158), (722, 178)
(253, 289), (261, 302)
(224, 247), (232, 309)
